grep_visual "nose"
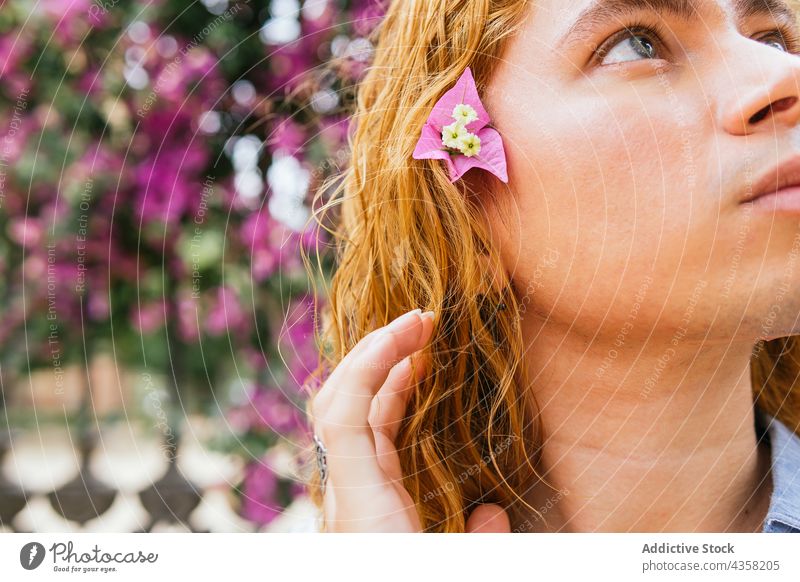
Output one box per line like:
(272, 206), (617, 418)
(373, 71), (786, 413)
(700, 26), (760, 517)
(718, 40), (800, 136)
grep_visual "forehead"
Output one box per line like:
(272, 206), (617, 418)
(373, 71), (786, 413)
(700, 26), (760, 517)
(521, 0), (797, 54)
(531, 0), (795, 33)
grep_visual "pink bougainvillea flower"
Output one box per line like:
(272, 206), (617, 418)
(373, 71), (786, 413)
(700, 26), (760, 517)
(412, 66), (508, 184)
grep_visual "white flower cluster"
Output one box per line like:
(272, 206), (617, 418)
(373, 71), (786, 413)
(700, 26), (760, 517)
(441, 103), (481, 157)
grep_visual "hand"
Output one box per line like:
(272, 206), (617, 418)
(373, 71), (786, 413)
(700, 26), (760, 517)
(309, 308), (512, 532)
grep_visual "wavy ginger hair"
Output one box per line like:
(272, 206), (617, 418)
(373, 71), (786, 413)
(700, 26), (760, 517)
(302, 0), (800, 533)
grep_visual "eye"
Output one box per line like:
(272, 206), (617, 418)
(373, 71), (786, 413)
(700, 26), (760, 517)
(596, 24), (667, 66)
(757, 31), (787, 52)
(756, 26), (800, 54)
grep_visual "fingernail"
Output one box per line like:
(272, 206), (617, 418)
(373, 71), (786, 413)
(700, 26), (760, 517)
(420, 310), (435, 321)
(385, 308), (422, 332)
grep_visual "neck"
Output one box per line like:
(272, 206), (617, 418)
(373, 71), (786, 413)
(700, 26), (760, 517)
(516, 318), (773, 533)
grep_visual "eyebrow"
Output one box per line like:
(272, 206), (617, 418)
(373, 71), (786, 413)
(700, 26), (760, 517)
(558, 0), (799, 52)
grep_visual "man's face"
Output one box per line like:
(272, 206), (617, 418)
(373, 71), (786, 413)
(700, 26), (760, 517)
(484, 0), (800, 344)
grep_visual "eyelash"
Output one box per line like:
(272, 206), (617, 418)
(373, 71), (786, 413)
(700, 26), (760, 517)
(763, 24), (800, 54)
(594, 19), (800, 64)
(594, 18), (670, 63)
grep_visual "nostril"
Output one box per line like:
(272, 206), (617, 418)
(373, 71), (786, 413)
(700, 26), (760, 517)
(750, 106), (769, 123)
(749, 96), (798, 124)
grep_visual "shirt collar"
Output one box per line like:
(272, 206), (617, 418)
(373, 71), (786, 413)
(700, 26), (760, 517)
(755, 405), (800, 533)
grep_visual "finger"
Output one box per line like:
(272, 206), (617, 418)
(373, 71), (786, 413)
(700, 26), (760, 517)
(465, 504), (512, 533)
(312, 309), (422, 419)
(373, 428), (405, 484)
(322, 309), (432, 431)
(368, 358), (412, 481)
(311, 323), (398, 415)
(314, 310), (434, 497)
(369, 324), (433, 481)
(410, 345), (431, 385)
(368, 354), (415, 443)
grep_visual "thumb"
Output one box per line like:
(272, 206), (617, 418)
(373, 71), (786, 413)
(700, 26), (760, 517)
(465, 503), (511, 533)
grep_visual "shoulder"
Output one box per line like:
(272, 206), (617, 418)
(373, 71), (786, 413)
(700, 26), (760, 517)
(757, 407), (800, 533)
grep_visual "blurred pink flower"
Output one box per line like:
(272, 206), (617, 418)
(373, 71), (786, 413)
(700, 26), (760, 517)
(240, 459), (281, 526)
(230, 386), (304, 435)
(205, 286), (247, 337)
(241, 209), (306, 282)
(131, 299), (168, 335)
(279, 295), (320, 395)
(267, 116), (305, 157)
(351, 0), (387, 37)
(38, 0), (95, 44)
(8, 217), (43, 248)
(176, 292), (200, 342)
(134, 139), (209, 224)
(0, 36), (32, 77)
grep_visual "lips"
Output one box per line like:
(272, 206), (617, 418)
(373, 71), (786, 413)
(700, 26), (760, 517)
(741, 154), (800, 211)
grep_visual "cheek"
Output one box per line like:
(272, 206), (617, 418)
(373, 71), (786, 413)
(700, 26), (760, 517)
(505, 99), (697, 261)
(498, 91), (720, 331)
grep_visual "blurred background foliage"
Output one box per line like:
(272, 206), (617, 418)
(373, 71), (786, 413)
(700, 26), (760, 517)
(0, 0), (385, 528)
